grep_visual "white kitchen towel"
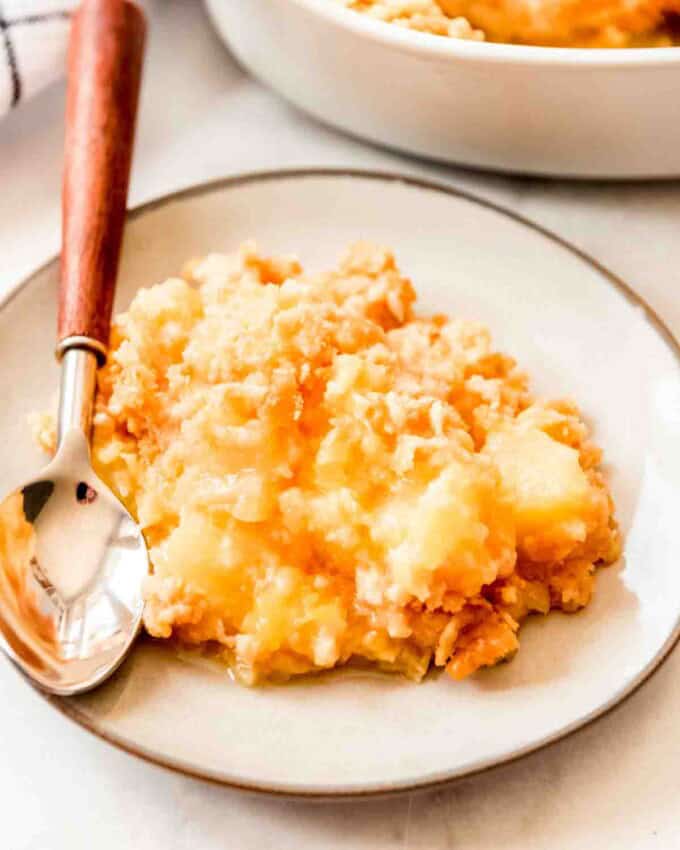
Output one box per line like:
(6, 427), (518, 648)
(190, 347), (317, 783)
(0, 0), (76, 116)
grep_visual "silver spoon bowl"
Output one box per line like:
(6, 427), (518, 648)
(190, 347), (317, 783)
(0, 349), (148, 695)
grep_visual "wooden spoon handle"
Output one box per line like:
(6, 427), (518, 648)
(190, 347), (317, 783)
(58, 0), (146, 360)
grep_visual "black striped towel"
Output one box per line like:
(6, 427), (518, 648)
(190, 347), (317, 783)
(1, 1), (76, 116)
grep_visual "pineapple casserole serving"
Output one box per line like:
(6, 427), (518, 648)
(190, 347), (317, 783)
(35, 242), (620, 685)
(338, 0), (680, 47)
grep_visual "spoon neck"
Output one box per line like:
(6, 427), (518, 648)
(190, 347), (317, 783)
(57, 348), (98, 448)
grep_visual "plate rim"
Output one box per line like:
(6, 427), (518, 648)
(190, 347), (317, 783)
(6, 167), (680, 799)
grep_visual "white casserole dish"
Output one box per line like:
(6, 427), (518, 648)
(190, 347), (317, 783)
(204, 0), (680, 178)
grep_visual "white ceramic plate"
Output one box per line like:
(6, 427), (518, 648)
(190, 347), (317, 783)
(205, 0), (680, 178)
(2, 170), (679, 796)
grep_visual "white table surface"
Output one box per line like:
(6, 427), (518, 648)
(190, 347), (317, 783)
(1, 2), (679, 848)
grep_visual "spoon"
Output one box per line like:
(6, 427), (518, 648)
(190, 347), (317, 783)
(0, 0), (148, 695)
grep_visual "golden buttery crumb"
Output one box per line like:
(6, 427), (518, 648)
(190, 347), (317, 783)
(33, 242), (620, 685)
(337, 0), (680, 47)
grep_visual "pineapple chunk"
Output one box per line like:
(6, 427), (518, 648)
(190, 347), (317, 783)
(374, 459), (516, 603)
(485, 425), (593, 561)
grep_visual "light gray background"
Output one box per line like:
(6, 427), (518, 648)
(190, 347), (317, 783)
(1, 2), (679, 847)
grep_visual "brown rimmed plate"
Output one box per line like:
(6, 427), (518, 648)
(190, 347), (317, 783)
(2, 169), (679, 797)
